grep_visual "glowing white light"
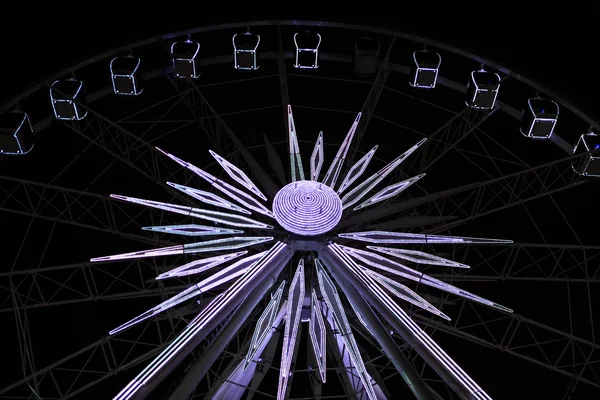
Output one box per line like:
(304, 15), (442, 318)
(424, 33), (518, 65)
(278, 260), (305, 400)
(287, 105), (305, 182)
(368, 246), (469, 268)
(142, 224), (242, 237)
(309, 289), (326, 383)
(245, 280), (285, 371)
(293, 32), (321, 69)
(310, 131), (324, 181)
(168, 182), (250, 214)
(337, 145), (377, 194)
(110, 194), (272, 229)
(409, 50), (441, 89)
(110, 56), (143, 96)
(156, 147), (274, 218)
(315, 259), (377, 400)
(354, 174), (425, 210)
(466, 70), (501, 110)
(232, 32), (260, 71)
(341, 139), (426, 210)
(171, 40), (201, 79)
(322, 113), (362, 188)
(210, 150), (267, 201)
(272, 181), (342, 236)
(90, 237), (273, 263)
(156, 251), (247, 280)
(339, 230), (513, 245)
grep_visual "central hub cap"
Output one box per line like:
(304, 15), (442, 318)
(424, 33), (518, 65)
(272, 180), (343, 236)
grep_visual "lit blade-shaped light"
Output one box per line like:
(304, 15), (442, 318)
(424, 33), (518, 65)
(110, 251), (267, 335)
(337, 145), (377, 194)
(310, 131), (324, 181)
(244, 281), (286, 371)
(287, 105), (305, 181)
(339, 245), (512, 313)
(309, 289), (326, 383)
(142, 224), (242, 237)
(354, 173), (425, 210)
(324, 243), (494, 400)
(278, 260), (305, 400)
(341, 138), (426, 210)
(322, 112), (361, 188)
(90, 237), (273, 263)
(363, 268), (450, 320)
(156, 251), (247, 280)
(339, 230), (513, 245)
(209, 150), (267, 201)
(110, 194), (272, 229)
(167, 182), (250, 214)
(315, 259), (377, 400)
(368, 246), (469, 268)
(156, 147), (274, 218)
(111, 242), (293, 400)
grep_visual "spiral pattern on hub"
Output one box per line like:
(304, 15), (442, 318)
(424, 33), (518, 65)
(272, 180), (343, 236)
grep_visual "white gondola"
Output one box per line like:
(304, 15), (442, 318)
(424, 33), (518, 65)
(353, 37), (380, 76)
(465, 70), (501, 109)
(233, 31), (260, 70)
(50, 79), (87, 121)
(110, 56), (144, 96)
(520, 98), (559, 139)
(572, 132), (600, 177)
(294, 31), (321, 69)
(171, 40), (201, 79)
(0, 111), (34, 155)
(410, 50), (441, 89)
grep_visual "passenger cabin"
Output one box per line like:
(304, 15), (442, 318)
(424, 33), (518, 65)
(466, 70), (501, 109)
(353, 37), (380, 76)
(410, 50), (441, 89)
(0, 112), (34, 155)
(572, 133), (600, 177)
(233, 32), (260, 70)
(50, 79), (87, 120)
(110, 56), (144, 95)
(294, 31), (322, 69)
(171, 40), (201, 79)
(520, 98), (559, 139)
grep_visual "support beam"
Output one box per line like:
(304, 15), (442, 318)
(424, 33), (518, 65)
(0, 175), (172, 245)
(322, 254), (433, 400)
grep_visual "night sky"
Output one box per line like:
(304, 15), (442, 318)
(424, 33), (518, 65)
(1, 11), (599, 400)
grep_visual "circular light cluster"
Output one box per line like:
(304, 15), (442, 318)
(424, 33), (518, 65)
(272, 180), (343, 236)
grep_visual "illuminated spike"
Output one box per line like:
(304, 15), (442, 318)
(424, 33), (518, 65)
(309, 289), (326, 383)
(324, 243), (494, 400)
(209, 150), (267, 201)
(310, 131), (324, 181)
(368, 246), (469, 268)
(244, 281), (286, 371)
(109, 251), (267, 335)
(142, 224), (242, 237)
(322, 112), (362, 188)
(156, 147), (274, 218)
(90, 237), (273, 263)
(354, 174), (425, 210)
(287, 105), (305, 181)
(156, 251), (247, 280)
(167, 182), (250, 214)
(341, 138), (426, 210)
(110, 194), (272, 229)
(112, 242), (293, 400)
(337, 145), (377, 194)
(278, 260), (305, 400)
(338, 245), (512, 313)
(339, 230), (513, 245)
(315, 259), (377, 400)
(363, 268), (450, 320)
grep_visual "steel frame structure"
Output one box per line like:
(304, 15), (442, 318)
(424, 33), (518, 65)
(1, 20), (599, 400)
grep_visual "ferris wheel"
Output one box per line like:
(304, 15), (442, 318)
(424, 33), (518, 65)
(1, 20), (599, 400)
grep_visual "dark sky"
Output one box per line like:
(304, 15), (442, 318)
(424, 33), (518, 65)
(1, 10), (599, 400)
